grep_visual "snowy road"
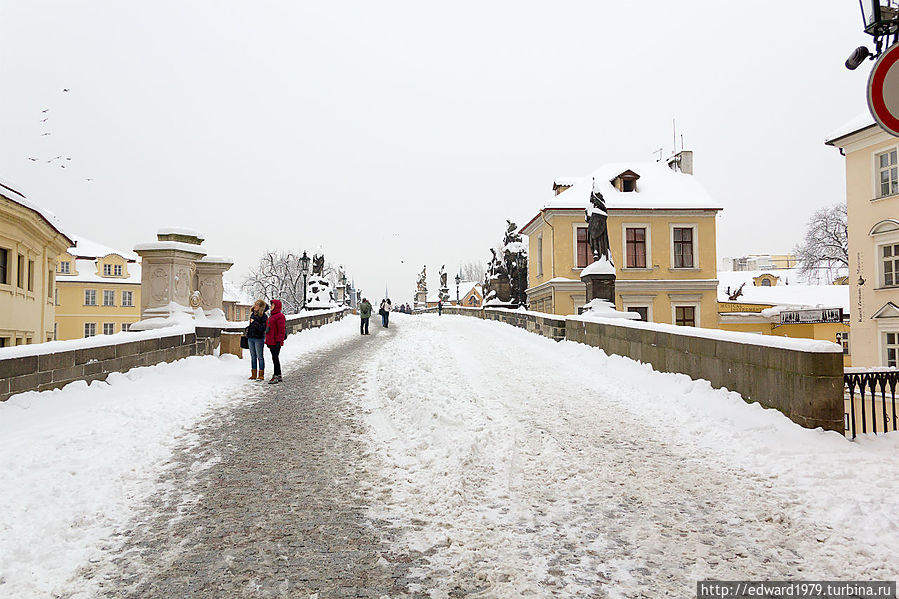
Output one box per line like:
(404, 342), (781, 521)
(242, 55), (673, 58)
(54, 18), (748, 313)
(2, 313), (897, 598)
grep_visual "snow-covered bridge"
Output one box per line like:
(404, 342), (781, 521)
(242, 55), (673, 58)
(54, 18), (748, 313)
(1, 314), (896, 597)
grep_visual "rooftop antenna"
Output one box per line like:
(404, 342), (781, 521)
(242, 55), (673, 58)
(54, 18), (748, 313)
(672, 118), (677, 157)
(654, 147), (663, 161)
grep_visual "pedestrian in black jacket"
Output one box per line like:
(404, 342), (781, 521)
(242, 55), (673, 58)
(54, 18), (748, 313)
(247, 300), (268, 380)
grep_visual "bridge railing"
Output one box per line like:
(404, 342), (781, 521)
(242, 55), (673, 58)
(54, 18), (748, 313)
(844, 369), (899, 438)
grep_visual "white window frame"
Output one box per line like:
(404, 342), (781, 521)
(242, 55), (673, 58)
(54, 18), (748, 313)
(621, 294), (655, 322)
(621, 223), (651, 270)
(102, 290), (115, 306)
(84, 322), (97, 337)
(122, 290), (133, 307)
(873, 226), (899, 289)
(874, 146), (899, 200)
(84, 289), (97, 306)
(572, 224), (593, 270)
(537, 234), (544, 277)
(121, 323), (131, 332)
(102, 322), (115, 335)
(671, 301), (701, 327)
(114, 264), (122, 276)
(103, 263), (112, 276)
(58, 260), (70, 274)
(669, 223), (699, 270)
(53, 322), (58, 341)
(884, 329), (899, 367)
(836, 331), (850, 355)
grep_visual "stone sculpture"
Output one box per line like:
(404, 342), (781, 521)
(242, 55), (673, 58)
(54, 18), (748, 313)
(586, 185), (612, 263)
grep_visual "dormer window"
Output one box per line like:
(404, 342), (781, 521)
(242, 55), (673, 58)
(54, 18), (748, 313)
(611, 170), (640, 192)
(114, 264), (122, 276)
(103, 264), (112, 276)
(59, 261), (70, 274)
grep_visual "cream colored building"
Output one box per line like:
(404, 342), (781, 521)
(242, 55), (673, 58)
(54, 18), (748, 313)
(826, 114), (899, 367)
(55, 237), (141, 340)
(0, 179), (73, 346)
(520, 154), (722, 327)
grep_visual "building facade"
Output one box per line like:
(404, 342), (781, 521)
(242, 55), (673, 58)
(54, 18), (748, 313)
(54, 237), (141, 340)
(826, 115), (899, 367)
(0, 180), (73, 346)
(520, 155), (721, 327)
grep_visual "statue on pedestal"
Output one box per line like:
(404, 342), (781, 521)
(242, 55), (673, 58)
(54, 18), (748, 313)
(312, 253), (325, 276)
(586, 185), (612, 264)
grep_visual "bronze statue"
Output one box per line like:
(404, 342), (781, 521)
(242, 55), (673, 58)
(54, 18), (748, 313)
(586, 184), (612, 263)
(312, 253), (325, 276)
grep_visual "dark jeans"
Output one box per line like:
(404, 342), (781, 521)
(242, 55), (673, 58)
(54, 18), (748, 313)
(381, 311), (389, 327)
(267, 344), (282, 376)
(360, 317), (370, 334)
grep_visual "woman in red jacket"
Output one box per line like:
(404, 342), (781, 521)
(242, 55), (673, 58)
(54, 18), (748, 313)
(265, 299), (287, 384)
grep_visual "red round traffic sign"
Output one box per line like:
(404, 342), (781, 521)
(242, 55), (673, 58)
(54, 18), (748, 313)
(868, 42), (899, 136)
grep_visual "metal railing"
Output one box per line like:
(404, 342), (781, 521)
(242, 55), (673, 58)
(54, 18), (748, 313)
(844, 370), (899, 438)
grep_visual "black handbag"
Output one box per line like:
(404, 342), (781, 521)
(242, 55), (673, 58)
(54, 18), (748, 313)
(239, 329), (249, 349)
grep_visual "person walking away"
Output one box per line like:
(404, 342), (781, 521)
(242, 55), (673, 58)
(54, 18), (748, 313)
(246, 299), (268, 380)
(379, 300), (387, 327)
(265, 299), (286, 384)
(359, 297), (372, 335)
(383, 298), (392, 327)
(437, 299), (443, 315)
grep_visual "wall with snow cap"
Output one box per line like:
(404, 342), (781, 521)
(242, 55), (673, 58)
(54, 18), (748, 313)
(419, 306), (844, 432)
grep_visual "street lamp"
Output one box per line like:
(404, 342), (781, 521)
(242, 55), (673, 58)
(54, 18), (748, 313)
(300, 250), (310, 310)
(847, 0), (899, 69)
(338, 271), (348, 305)
(455, 273), (461, 303)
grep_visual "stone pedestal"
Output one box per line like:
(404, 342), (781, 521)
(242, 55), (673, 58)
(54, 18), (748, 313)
(196, 256), (234, 317)
(414, 289), (427, 309)
(581, 272), (616, 306)
(134, 232), (207, 320)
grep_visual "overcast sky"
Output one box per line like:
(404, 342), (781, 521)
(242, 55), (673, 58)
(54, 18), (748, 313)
(1, 1), (873, 304)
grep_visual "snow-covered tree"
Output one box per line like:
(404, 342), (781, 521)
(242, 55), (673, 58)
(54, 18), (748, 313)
(501, 220), (528, 305)
(793, 203), (848, 283)
(243, 250), (308, 313)
(460, 260), (485, 283)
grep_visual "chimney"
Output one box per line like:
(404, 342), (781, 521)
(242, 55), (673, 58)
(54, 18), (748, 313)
(667, 150), (693, 175)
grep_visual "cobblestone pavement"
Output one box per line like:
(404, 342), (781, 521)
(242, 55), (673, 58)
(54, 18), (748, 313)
(91, 321), (441, 598)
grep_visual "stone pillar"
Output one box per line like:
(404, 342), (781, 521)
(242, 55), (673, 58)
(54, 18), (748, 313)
(195, 256), (233, 318)
(581, 273), (616, 306)
(133, 231), (207, 322)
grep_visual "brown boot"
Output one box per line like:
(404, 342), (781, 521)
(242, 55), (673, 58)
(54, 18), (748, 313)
(257, 369), (265, 380)
(249, 369), (257, 380)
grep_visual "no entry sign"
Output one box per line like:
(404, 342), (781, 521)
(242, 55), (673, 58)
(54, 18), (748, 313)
(868, 42), (899, 136)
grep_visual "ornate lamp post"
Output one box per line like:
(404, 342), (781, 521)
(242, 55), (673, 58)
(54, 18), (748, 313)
(338, 271), (348, 305)
(300, 250), (311, 310)
(455, 273), (461, 303)
(847, 0), (899, 68)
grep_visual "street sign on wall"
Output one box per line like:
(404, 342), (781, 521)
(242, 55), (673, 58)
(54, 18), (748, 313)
(779, 308), (844, 325)
(868, 42), (899, 136)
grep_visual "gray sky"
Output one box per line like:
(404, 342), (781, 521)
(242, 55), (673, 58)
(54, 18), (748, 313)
(1, 1), (872, 304)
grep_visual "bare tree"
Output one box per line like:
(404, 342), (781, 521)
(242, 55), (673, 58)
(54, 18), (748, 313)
(243, 250), (307, 313)
(794, 202), (848, 284)
(460, 260), (485, 282)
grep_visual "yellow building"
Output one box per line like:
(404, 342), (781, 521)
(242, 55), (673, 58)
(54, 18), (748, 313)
(717, 269), (851, 367)
(223, 279), (254, 322)
(826, 114), (899, 367)
(55, 236), (141, 340)
(0, 179), (73, 346)
(520, 154), (721, 327)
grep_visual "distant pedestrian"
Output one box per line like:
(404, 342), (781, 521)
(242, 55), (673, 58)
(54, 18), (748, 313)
(437, 299), (443, 315)
(380, 298), (392, 327)
(265, 299), (286, 384)
(246, 299), (268, 381)
(359, 297), (373, 335)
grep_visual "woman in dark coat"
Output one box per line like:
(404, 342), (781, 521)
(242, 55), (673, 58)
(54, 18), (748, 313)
(265, 299), (287, 384)
(246, 300), (268, 380)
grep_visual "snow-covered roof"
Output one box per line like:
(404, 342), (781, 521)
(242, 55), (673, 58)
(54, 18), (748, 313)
(718, 269), (849, 313)
(67, 234), (139, 261)
(0, 176), (74, 246)
(428, 280), (481, 303)
(542, 161), (722, 211)
(222, 280), (255, 305)
(57, 260), (141, 285)
(553, 177), (583, 188)
(825, 111), (877, 145)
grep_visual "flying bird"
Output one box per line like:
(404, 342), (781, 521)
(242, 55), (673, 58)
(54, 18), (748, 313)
(41, 109), (49, 113)
(27, 157), (38, 161)
(85, 178), (93, 182)
(62, 88), (70, 92)
(40, 118), (48, 123)
(41, 132), (51, 136)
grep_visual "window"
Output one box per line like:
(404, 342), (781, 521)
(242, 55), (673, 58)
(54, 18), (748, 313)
(673, 227), (694, 268)
(878, 149), (898, 198)
(576, 227), (594, 268)
(883, 243), (899, 286)
(887, 332), (899, 367)
(0, 248), (7, 284)
(84, 323), (97, 337)
(48, 268), (53, 298)
(27, 260), (34, 292)
(54, 322), (58, 341)
(0, 337), (6, 348)
(675, 306), (696, 327)
(84, 289), (97, 306)
(537, 234), (544, 276)
(58, 261), (70, 274)
(103, 290), (115, 306)
(625, 227), (647, 268)
(622, 178), (636, 192)
(122, 290), (133, 307)
(103, 264), (112, 276)
(102, 323), (115, 335)
(121, 323), (131, 332)
(17, 254), (25, 287)
(627, 306), (649, 321)
(761, 278), (771, 286)
(837, 332), (850, 354)
(114, 264), (122, 276)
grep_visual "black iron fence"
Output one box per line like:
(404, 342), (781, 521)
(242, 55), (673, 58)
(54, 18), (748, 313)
(844, 370), (899, 438)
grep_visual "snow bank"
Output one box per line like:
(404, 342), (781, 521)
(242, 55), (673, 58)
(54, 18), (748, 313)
(0, 316), (358, 599)
(0, 325), (195, 359)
